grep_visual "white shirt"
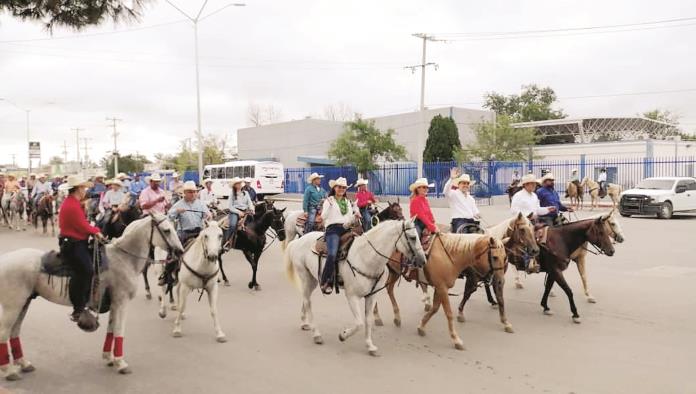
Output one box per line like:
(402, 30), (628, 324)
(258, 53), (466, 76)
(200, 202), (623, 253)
(511, 189), (550, 218)
(102, 189), (126, 209)
(32, 180), (51, 197)
(321, 196), (355, 227)
(597, 173), (607, 182)
(443, 179), (479, 220)
(199, 188), (216, 204)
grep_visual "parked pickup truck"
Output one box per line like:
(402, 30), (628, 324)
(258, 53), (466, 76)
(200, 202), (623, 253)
(619, 177), (696, 219)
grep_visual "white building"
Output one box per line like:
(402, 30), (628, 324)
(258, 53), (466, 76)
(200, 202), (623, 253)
(237, 107), (494, 168)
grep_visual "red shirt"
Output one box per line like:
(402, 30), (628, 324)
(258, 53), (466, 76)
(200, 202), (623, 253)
(355, 190), (375, 208)
(409, 195), (437, 232)
(59, 195), (100, 240)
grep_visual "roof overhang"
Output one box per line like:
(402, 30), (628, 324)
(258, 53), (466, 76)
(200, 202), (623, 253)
(512, 117), (681, 143)
(297, 156), (336, 165)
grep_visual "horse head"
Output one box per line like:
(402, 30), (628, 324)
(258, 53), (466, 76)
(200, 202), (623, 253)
(601, 209), (625, 243)
(149, 213), (184, 255)
(269, 207), (287, 241)
(396, 219), (426, 267)
(588, 216), (615, 256)
(200, 221), (223, 262)
(510, 212), (539, 257)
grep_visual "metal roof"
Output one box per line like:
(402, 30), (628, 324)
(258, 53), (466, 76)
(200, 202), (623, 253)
(511, 117), (681, 143)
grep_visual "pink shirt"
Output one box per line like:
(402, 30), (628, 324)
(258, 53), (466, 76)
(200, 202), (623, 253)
(139, 186), (168, 215)
(355, 190), (376, 208)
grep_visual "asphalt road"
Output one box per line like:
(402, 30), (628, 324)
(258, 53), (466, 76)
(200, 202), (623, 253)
(0, 202), (694, 394)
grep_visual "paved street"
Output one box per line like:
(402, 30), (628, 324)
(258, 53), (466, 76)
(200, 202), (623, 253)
(0, 202), (695, 394)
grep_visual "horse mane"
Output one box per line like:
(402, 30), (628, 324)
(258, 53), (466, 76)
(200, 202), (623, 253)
(487, 216), (515, 239)
(438, 233), (484, 256)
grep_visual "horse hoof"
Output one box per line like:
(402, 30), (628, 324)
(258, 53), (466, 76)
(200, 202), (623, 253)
(572, 316), (582, 324)
(313, 336), (324, 345)
(417, 327), (426, 337)
(587, 297), (597, 304)
(158, 311), (166, 319)
(107, 361), (115, 367)
(170, 305), (178, 311)
(216, 335), (228, 343)
(301, 324), (311, 331)
(504, 325), (514, 334)
(457, 314), (466, 323)
(118, 366), (132, 375)
(374, 318), (384, 327)
(224, 281), (231, 287)
(247, 282), (254, 289)
(490, 304), (498, 310)
(368, 349), (380, 357)
(393, 318), (401, 327)
(146, 293), (152, 300)
(172, 331), (182, 338)
(515, 282), (524, 289)
(543, 310), (554, 316)
(5, 372), (22, 381)
(423, 304), (431, 312)
(454, 343), (466, 351)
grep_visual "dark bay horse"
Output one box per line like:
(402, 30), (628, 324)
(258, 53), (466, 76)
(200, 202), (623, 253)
(32, 194), (55, 235)
(371, 200), (404, 226)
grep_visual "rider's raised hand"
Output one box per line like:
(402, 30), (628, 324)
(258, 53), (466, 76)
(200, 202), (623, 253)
(450, 167), (460, 179)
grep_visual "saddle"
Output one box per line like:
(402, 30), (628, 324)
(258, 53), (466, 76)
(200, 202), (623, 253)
(312, 230), (357, 261)
(297, 212), (324, 231)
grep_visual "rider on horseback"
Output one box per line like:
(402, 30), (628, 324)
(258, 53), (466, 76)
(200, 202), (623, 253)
(99, 179), (126, 227)
(355, 178), (378, 232)
(243, 177), (258, 202)
(597, 168), (607, 195)
(536, 173), (574, 227)
(168, 172), (184, 205)
(198, 178), (217, 206)
(87, 173), (107, 212)
(225, 177), (254, 250)
(409, 177), (438, 241)
(30, 173), (51, 209)
(58, 175), (105, 324)
(511, 174), (553, 219)
(319, 177), (358, 294)
(303, 173), (326, 235)
(444, 168), (481, 233)
(566, 168), (581, 198)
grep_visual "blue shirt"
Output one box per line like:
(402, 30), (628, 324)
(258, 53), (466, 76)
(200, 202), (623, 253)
(302, 185), (326, 212)
(536, 186), (567, 218)
(129, 179), (146, 195)
(88, 182), (107, 199)
(168, 198), (210, 231)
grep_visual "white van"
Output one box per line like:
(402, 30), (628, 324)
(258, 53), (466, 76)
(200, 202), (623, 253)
(204, 161), (284, 199)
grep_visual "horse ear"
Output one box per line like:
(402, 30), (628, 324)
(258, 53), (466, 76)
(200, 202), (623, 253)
(397, 197), (400, 204)
(527, 212), (534, 220)
(502, 237), (511, 244)
(281, 207), (287, 213)
(489, 237), (496, 247)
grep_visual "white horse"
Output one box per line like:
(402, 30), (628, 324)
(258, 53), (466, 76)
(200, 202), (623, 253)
(581, 176), (622, 210)
(284, 219), (426, 356)
(1, 192), (26, 231)
(281, 210), (305, 250)
(168, 222), (227, 342)
(0, 213), (183, 380)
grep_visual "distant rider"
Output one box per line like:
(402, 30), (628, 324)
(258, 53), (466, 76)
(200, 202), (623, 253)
(302, 173), (326, 234)
(444, 168), (481, 233)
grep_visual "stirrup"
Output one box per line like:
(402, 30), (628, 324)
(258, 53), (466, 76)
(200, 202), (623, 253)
(320, 282), (333, 295)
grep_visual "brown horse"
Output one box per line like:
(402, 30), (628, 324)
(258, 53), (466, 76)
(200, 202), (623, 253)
(33, 194), (55, 236)
(565, 181), (584, 210)
(416, 234), (507, 350)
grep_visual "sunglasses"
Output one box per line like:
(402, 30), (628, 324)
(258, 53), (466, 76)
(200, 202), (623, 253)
(336, 186), (347, 189)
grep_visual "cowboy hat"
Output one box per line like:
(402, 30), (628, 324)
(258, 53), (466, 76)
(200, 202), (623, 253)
(409, 178), (434, 192)
(109, 179), (123, 187)
(229, 177), (244, 186)
(520, 174), (538, 185)
(329, 177), (351, 189)
(149, 173), (163, 182)
(571, 168), (578, 173)
(454, 174), (476, 185)
(355, 178), (369, 187)
(29, 173), (37, 177)
(7, 173), (16, 179)
(307, 172), (324, 183)
(244, 177), (253, 184)
(116, 172), (128, 179)
(66, 175), (93, 189)
(182, 181), (197, 192)
(202, 178), (213, 185)
(38, 173), (48, 178)
(171, 172), (180, 178)
(539, 173), (555, 183)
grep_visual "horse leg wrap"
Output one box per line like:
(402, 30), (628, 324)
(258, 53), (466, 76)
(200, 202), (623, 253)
(0, 343), (9, 366)
(103, 333), (114, 353)
(9, 338), (23, 360)
(114, 337), (124, 359)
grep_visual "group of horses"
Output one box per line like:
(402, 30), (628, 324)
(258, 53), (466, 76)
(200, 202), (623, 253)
(506, 176), (622, 210)
(0, 190), (56, 235)
(0, 192), (624, 381)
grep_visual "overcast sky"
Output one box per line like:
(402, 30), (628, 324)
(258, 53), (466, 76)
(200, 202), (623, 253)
(1, 0), (695, 168)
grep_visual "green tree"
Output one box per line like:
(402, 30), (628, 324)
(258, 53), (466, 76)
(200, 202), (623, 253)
(1, 0), (146, 31)
(643, 109), (679, 124)
(483, 84), (571, 144)
(456, 116), (537, 162)
(102, 153), (150, 178)
(170, 134), (228, 173)
(423, 115), (461, 162)
(328, 118), (407, 177)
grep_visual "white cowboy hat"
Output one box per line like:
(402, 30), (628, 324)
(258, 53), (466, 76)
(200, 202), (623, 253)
(409, 178), (434, 192)
(307, 172), (324, 182)
(520, 174), (538, 185)
(171, 172), (180, 178)
(116, 172), (128, 179)
(202, 178), (213, 185)
(244, 177), (254, 184)
(66, 175), (93, 189)
(29, 173), (37, 177)
(148, 173), (163, 182)
(454, 174), (476, 186)
(571, 168), (578, 173)
(329, 177), (351, 189)
(182, 181), (197, 192)
(539, 173), (555, 183)
(7, 173), (16, 179)
(355, 178), (369, 186)
(38, 173), (48, 178)
(109, 179), (123, 187)
(229, 177), (244, 186)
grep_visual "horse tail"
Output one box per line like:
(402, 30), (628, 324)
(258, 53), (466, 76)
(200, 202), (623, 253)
(284, 240), (299, 289)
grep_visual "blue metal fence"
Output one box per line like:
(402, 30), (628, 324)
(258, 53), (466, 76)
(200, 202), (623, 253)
(284, 156), (696, 197)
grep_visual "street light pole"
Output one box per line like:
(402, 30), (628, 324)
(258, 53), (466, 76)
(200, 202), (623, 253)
(165, 1), (246, 183)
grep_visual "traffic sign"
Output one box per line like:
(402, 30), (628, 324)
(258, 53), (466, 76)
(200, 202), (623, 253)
(29, 141), (40, 158)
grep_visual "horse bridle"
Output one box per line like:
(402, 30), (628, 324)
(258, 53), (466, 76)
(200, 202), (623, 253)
(583, 220), (614, 256)
(112, 214), (178, 263)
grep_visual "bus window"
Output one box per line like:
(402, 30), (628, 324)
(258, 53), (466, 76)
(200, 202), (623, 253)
(203, 169), (210, 177)
(225, 167), (234, 178)
(243, 166), (251, 178)
(249, 166), (255, 178)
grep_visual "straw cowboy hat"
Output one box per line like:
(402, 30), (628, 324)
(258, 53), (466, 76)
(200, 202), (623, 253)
(355, 178), (369, 187)
(409, 178), (434, 192)
(202, 178), (213, 185)
(453, 173), (476, 185)
(116, 172), (128, 180)
(148, 173), (163, 182)
(307, 172), (324, 183)
(182, 181), (198, 192)
(66, 175), (93, 189)
(328, 177), (351, 189)
(7, 173), (16, 180)
(229, 177), (244, 186)
(29, 173), (37, 177)
(108, 179), (123, 187)
(38, 173), (48, 179)
(539, 173), (555, 183)
(519, 174), (538, 185)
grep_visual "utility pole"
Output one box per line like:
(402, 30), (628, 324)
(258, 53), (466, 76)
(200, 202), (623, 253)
(71, 128), (83, 167)
(10, 154), (16, 167)
(106, 117), (122, 175)
(406, 33), (441, 177)
(82, 138), (91, 169)
(62, 141), (68, 163)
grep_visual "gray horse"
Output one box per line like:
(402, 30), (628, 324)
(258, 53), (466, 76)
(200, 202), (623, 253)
(0, 213), (183, 380)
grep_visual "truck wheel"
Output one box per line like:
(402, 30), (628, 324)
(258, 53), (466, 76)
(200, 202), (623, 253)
(657, 202), (673, 219)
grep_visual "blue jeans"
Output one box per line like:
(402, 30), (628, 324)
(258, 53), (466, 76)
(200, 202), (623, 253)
(360, 207), (372, 232)
(227, 213), (240, 242)
(321, 224), (348, 286)
(304, 205), (318, 234)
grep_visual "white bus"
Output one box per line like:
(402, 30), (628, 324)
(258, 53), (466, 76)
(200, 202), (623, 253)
(203, 160), (284, 199)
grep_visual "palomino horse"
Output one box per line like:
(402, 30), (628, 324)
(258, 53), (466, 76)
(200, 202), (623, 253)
(170, 221), (227, 342)
(566, 181), (584, 210)
(284, 220), (426, 356)
(581, 176), (622, 209)
(32, 194), (55, 236)
(416, 235), (507, 349)
(0, 213), (183, 380)
(1, 192), (26, 231)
